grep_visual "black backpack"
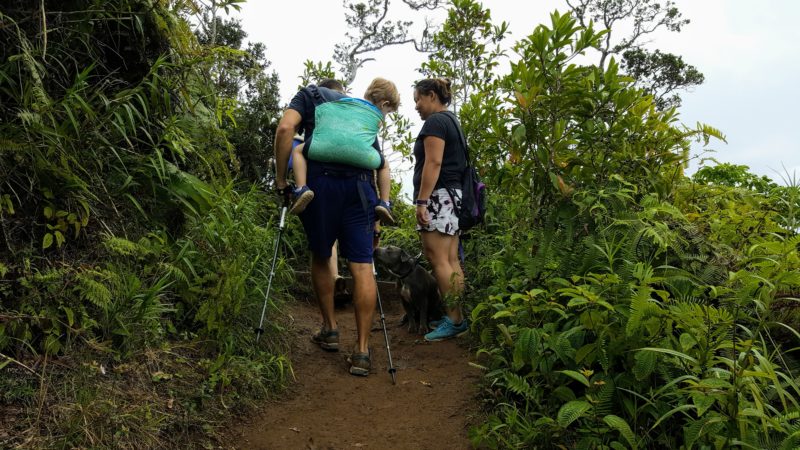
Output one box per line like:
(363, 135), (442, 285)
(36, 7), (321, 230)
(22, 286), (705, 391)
(441, 112), (486, 230)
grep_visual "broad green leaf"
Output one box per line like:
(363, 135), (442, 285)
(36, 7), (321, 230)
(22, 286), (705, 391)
(63, 307), (75, 327)
(691, 393), (715, 417)
(512, 124), (526, 145)
(42, 233), (54, 249)
(54, 231), (65, 248)
(567, 297), (588, 307)
(492, 310), (514, 319)
(680, 333), (697, 352)
(557, 370), (591, 387)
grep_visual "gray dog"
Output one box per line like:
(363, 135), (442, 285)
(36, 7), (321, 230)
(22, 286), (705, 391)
(374, 246), (443, 335)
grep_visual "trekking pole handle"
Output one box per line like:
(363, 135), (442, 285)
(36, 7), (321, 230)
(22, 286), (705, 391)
(276, 184), (293, 209)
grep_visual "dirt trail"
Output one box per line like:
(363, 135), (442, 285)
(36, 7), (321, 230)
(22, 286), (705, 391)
(231, 284), (482, 450)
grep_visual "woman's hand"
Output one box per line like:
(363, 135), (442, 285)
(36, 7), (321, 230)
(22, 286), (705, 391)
(415, 204), (430, 227)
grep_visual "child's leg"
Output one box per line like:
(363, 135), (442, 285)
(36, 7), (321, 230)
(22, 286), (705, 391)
(292, 143), (308, 188)
(289, 143), (315, 215)
(374, 162), (395, 225)
(377, 162), (390, 202)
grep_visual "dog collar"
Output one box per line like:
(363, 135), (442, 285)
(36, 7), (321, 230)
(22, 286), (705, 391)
(391, 252), (423, 280)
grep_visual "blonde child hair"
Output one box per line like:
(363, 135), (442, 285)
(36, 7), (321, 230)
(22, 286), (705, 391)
(364, 77), (400, 112)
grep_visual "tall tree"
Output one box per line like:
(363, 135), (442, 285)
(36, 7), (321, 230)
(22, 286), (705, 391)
(194, 17), (282, 184)
(191, 0), (246, 46)
(334, 0), (443, 84)
(566, 0), (704, 109)
(419, 0), (508, 113)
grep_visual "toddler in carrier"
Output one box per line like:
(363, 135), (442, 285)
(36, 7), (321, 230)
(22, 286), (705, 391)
(289, 77), (400, 225)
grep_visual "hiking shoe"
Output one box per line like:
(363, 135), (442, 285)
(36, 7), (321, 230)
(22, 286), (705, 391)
(311, 327), (339, 351)
(375, 200), (396, 226)
(424, 318), (468, 342)
(347, 349), (371, 376)
(290, 185), (314, 215)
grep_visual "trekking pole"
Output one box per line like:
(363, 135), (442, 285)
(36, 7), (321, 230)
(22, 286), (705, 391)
(255, 187), (290, 343)
(373, 262), (397, 384)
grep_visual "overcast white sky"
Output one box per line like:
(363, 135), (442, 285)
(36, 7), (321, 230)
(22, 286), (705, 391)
(232, 0), (800, 188)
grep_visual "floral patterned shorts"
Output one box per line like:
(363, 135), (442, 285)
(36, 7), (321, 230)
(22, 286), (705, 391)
(416, 187), (462, 236)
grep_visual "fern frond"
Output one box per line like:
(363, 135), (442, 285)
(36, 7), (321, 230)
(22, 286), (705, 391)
(103, 235), (151, 257)
(503, 371), (536, 399)
(593, 375), (615, 416)
(626, 287), (663, 336)
(603, 414), (637, 449)
(31, 268), (67, 284)
(158, 261), (189, 284)
(74, 270), (111, 308)
(633, 349), (657, 380)
(513, 327), (541, 370)
(557, 400), (591, 427)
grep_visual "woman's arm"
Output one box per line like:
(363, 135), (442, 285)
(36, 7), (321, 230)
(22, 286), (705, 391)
(416, 135), (445, 225)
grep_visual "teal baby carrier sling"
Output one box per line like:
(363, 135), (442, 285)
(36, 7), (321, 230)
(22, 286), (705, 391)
(307, 96), (383, 170)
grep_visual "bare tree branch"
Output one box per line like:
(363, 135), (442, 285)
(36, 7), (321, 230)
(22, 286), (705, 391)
(334, 0), (442, 85)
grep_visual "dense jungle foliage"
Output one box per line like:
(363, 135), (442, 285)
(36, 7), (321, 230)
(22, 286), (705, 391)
(0, 1), (297, 447)
(1, 0), (799, 449)
(436, 5), (800, 449)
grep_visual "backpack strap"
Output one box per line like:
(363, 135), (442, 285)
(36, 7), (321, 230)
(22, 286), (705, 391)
(306, 84), (326, 107)
(439, 111), (472, 166)
(436, 111), (470, 213)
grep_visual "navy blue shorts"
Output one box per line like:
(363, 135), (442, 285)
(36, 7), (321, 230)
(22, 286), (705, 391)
(299, 171), (377, 263)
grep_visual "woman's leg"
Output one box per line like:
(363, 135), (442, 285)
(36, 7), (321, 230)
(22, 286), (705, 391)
(420, 230), (464, 324)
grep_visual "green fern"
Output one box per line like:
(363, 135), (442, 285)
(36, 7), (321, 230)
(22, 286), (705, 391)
(557, 400), (591, 427)
(74, 270), (112, 309)
(103, 236), (151, 257)
(503, 372), (536, 399)
(513, 327), (540, 371)
(30, 268), (67, 284)
(633, 349), (657, 380)
(603, 415), (637, 449)
(158, 261), (189, 284)
(593, 375), (615, 416)
(626, 286), (663, 337)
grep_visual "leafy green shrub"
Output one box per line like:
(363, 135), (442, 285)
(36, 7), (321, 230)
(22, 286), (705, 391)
(431, 7), (800, 449)
(0, 2), (294, 447)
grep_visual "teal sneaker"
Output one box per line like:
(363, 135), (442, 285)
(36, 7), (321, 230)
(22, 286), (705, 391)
(424, 317), (468, 342)
(427, 316), (449, 330)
